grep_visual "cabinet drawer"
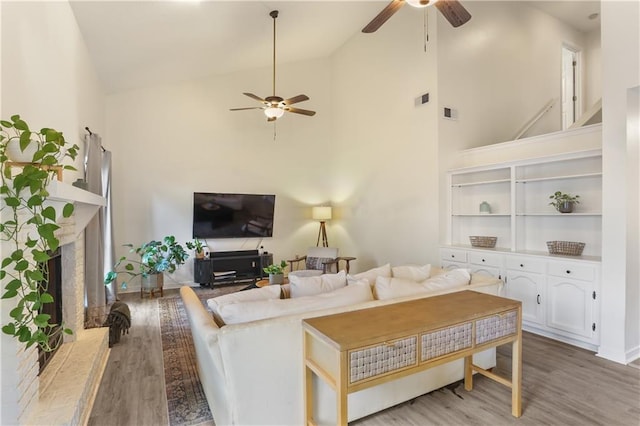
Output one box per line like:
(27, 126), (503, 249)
(441, 248), (467, 263)
(421, 322), (472, 361)
(476, 310), (518, 345)
(547, 262), (595, 282)
(505, 256), (545, 274)
(349, 336), (417, 384)
(468, 251), (502, 268)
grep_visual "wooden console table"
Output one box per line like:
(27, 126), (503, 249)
(302, 290), (522, 425)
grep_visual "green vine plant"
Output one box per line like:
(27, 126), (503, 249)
(0, 115), (79, 351)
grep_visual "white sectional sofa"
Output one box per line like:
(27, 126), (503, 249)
(180, 266), (503, 425)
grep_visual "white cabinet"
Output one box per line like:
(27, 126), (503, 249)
(467, 251), (502, 279)
(442, 127), (602, 351)
(546, 261), (598, 343)
(440, 248), (601, 350)
(504, 256), (545, 326)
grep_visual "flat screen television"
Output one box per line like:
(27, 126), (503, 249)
(192, 192), (275, 239)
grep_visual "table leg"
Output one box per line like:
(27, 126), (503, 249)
(304, 365), (313, 425)
(512, 331), (523, 417)
(464, 355), (473, 391)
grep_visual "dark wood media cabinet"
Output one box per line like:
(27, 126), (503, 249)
(194, 250), (273, 286)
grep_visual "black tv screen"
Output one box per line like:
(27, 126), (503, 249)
(192, 192), (275, 239)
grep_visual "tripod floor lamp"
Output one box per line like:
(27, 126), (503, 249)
(312, 206), (332, 247)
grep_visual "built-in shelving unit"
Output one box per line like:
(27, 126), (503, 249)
(442, 125), (602, 351)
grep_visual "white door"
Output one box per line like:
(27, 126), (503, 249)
(562, 45), (581, 129)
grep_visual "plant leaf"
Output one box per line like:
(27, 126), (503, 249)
(42, 206), (56, 222)
(63, 203), (74, 218)
(2, 323), (16, 335)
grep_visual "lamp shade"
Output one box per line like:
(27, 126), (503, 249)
(312, 206), (332, 221)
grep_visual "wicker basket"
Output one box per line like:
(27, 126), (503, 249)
(469, 236), (497, 248)
(546, 241), (585, 256)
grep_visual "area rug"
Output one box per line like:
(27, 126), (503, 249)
(158, 284), (245, 426)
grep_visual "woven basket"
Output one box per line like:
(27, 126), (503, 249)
(469, 236), (497, 248)
(546, 241), (585, 256)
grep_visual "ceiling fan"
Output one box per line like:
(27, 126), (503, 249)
(230, 10), (316, 122)
(362, 0), (471, 33)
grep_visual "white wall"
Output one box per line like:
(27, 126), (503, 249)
(436, 0), (600, 247)
(437, 1), (594, 154)
(599, 0), (640, 364)
(330, 6), (440, 269)
(105, 58), (333, 289)
(0, 1), (105, 424)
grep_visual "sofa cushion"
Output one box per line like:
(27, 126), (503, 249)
(216, 281), (373, 325)
(348, 263), (391, 287)
(207, 285), (281, 324)
(421, 268), (471, 291)
(391, 264), (432, 281)
(374, 268), (471, 300)
(289, 270), (347, 298)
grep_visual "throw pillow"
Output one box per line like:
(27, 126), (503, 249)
(217, 281), (373, 325)
(290, 270), (347, 298)
(349, 263), (392, 287)
(306, 256), (335, 271)
(392, 264), (432, 281)
(373, 276), (426, 300)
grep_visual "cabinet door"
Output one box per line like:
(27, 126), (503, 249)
(441, 260), (467, 271)
(546, 276), (595, 340)
(505, 271), (545, 325)
(469, 265), (501, 279)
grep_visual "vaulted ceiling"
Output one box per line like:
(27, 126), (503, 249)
(69, 1), (600, 94)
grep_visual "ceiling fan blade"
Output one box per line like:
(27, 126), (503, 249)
(435, 0), (471, 28)
(285, 107), (316, 117)
(243, 92), (268, 103)
(282, 94), (309, 106)
(267, 117), (277, 122)
(362, 0), (405, 33)
(230, 107), (265, 111)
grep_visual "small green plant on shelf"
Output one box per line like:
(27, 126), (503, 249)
(549, 191), (580, 213)
(0, 115), (79, 351)
(263, 260), (287, 275)
(189, 238), (205, 258)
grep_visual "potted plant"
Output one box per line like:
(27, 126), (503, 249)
(0, 115), (79, 351)
(549, 191), (580, 213)
(263, 260), (287, 285)
(104, 235), (190, 296)
(188, 238), (205, 259)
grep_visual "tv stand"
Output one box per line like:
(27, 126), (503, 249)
(194, 250), (273, 287)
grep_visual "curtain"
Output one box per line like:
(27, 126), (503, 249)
(102, 150), (116, 303)
(84, 132), (115, 327)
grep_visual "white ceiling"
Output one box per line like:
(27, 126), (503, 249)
(69, 1), (601, 94)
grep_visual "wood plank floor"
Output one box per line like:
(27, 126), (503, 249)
(89, 291), (640, 425)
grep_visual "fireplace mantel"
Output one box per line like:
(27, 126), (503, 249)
(46, 179), (106, 236)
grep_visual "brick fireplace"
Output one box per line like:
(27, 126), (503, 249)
(0, 181), (108, 425)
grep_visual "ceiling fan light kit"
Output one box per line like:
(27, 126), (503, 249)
(362, 0), (471, 33)
(405, 0), (430, 8)
(230, 10), (316, 122)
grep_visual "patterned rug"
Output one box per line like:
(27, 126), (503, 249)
(158, 284), (246, 426)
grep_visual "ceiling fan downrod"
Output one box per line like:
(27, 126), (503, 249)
(270, 10), (278, 98)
